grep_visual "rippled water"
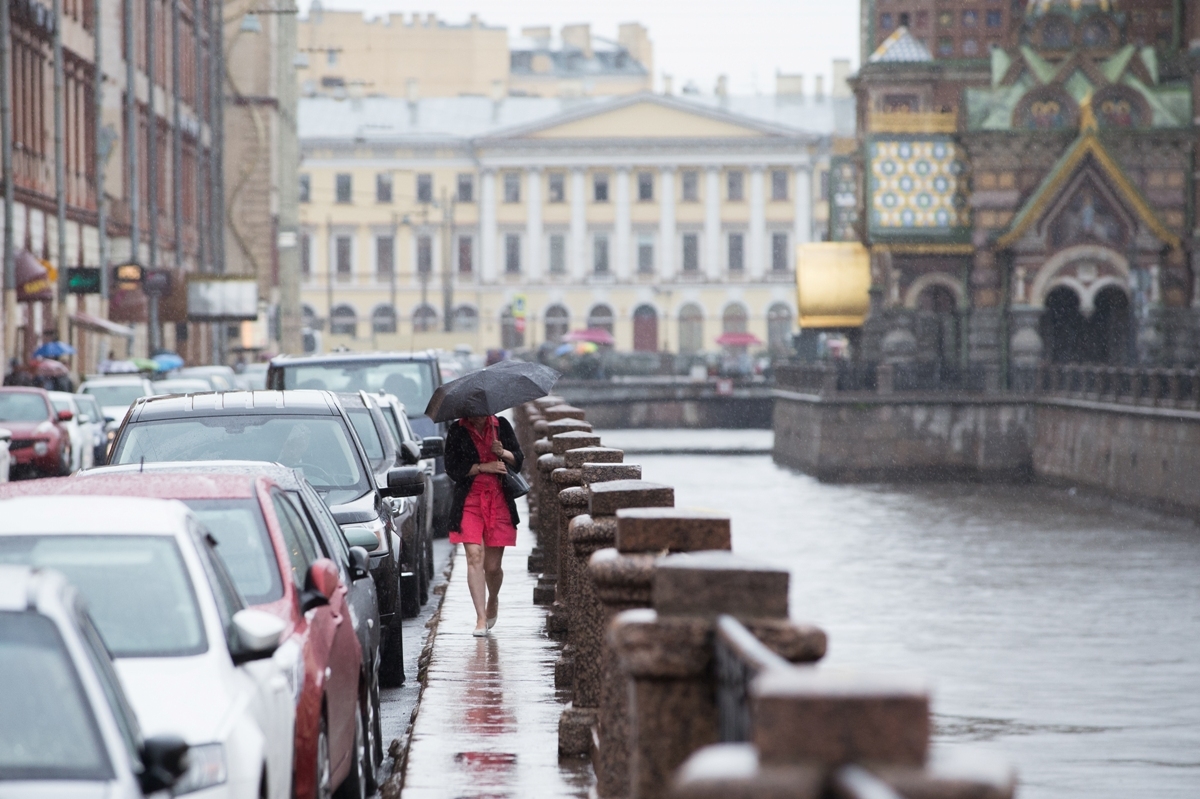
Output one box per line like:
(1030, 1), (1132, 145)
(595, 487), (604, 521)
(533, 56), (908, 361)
(624, 432), (1200, 798)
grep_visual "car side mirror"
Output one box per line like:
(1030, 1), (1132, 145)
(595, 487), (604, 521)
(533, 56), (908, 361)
(300, 558), (339, 613)
(231, 608), (286, 664)
(57, 409), (74, 422)
(343, 526), (380, 552)
(349, 546), (371, 580)
(77, 413), (90, 424)
(104, 416), (116, 425)
(420, 436), (445, 459)
(0, 429), (10, 444)
(383, 466), (425, 498)
(398, 440), (421, 465)
(138, 734), (190, 795)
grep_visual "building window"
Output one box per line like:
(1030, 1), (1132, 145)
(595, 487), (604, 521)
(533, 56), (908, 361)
(594, 234), (610, 275)
(505, 234), (521, 274)
(457, 235), (473, 275)
(679, 304), (704, 354)
(637, 235), (654, 274)
(377, 173), (393, 203)
(727, 171), (744, 201)
(938, 11), (954, 27)
(413, 304), (438, 333)
(503, 172), (521, 203)
(416, 174), (433, 203)
(728, 233), (744, 272)
(457, 173), (474, 203)
(771, 170), (788, 201)
(937, 37), (955, 56)
(500, 305), (524, 349)
(326, 49), (338, 66)
(299, 174), (310, 203)
(962, 10), (978, 27)
(768, 304), (793, 354)
(723, 303), (748, 334)
(452, 305), (479, 332)
(681, 170), (699, 202)
(372, 305), (397, 334)
(548, 234), (566, 274)
(880, 13), (893, 31)
(962, 39), (978, 55)
(594, 173), (609, 203)
(335, 174), (352, 204)
(330, 304), (357, 337)
(335, 235), (352, 279)
(376, 235), (394, 278)
(417, 235), (433, 276)
(300, 232), (312, 277)
(545, 305), (570, 343)
(682, 233), (699, 272)
(637, 172), (654, 202)
(771, 233), (789, 272)
(548, 172), (565, 203)
(587, 304), (615, 334)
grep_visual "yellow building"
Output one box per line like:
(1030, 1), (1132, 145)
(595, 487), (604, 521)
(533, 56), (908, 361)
(297, 91), (854, 355)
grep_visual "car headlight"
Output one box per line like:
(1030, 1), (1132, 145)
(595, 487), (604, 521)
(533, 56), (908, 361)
(344, 516), (387, 554)
(170, 742), (226, 795)
(33, 441), (49, 456)
(273, 637), (305, 706)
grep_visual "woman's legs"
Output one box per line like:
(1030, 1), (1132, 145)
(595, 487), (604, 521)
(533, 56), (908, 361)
(483, 546), (505, 623)
(463, 543), (488, 632)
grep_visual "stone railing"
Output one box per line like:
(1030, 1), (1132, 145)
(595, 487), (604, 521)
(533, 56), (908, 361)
(1037, 364), (1200, 409)
(511, 399), (1019, 799)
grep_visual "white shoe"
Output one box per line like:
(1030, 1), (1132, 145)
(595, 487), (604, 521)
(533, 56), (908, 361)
(472, 627), (489, 637)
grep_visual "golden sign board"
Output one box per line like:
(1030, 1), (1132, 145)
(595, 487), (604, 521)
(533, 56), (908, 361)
(795, 242), (871, 329)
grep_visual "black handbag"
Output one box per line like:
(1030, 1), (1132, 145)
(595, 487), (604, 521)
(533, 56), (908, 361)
(502, 466), (531, 499)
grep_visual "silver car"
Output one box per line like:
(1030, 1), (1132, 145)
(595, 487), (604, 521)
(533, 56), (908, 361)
(0, 565), (190, 798)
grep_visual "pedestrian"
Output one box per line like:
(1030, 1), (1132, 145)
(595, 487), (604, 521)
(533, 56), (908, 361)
(444, 413), (524, 636)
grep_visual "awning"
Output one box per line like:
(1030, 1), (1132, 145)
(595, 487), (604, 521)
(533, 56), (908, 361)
(69, 312), (136, 338)
(796, 242), (871, 329)
(15, 250), (53, 301)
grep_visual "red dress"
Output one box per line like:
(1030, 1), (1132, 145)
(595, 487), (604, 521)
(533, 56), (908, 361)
(448, 417), (518, 548)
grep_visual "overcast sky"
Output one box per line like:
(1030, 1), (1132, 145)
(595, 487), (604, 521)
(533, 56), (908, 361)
(299, 0), (861, 96)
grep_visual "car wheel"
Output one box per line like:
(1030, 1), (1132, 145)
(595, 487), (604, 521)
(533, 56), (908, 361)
(416, 528), (430, 606)
(334, 697), (367, 799)
(425, 524), (435, 581)
(379, 607), (405, 687)
(58, 444), (72, 476)
(361, 662), (380, 792)
(316, 712), (334, 799)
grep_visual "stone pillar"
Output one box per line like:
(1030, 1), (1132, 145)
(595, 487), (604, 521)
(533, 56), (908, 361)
(559, 480), (674, 758)
(524, 396), (566, 568)
(793, 164), (812, 247)
(748, 166), (766, 280)
(615, 167), (632, 280)
(525, 167), (543, 280)
(704, 167), (721, 279)
(612, 549), (826, 799)
(571, 168), (587, 280)
(659, 167), (677, 281)
(480, 168), (498, 283)
(533, 418), (595, 605)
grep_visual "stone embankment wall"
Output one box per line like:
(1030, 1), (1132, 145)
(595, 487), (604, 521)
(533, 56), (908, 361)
(555, 380), (774, 429)
(515, 394), (1017, 799)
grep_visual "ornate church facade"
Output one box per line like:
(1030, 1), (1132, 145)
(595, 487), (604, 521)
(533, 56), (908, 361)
(854, 0), (1200, 386)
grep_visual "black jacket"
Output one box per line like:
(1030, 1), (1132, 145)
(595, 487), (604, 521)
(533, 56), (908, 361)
(444, 416), (524, 533)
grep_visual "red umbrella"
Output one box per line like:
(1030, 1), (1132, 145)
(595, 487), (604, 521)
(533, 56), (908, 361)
(561, 328), (615, 346)
(715, 332), (763, 347)
(30, 358), (69, 376)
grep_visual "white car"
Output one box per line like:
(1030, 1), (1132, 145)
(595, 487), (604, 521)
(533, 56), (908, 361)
(0, 495), (297, 799)
(0, 565), (191, 798)
(72, 393), (110, 466)
(48, 391), (95, 472)
(79, 376), (156, 433)
(0, 427), (9, 482)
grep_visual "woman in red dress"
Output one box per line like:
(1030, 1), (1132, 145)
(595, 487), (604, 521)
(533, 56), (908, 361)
(444, 414), (524, 635)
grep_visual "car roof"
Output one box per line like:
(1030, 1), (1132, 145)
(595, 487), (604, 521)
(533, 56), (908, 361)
(127, 389), (340, 421)
(81, 376), (149, 384)
(3, 472), (265, 501)
(270, 351), (438, 366)
(0, 495), (193, 535)
(0, 386), (46, 394)
(89, 460), (305, 491)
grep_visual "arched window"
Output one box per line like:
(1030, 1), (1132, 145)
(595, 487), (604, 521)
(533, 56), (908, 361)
(500, 304), (525, 349)
(767, 303), (793, 355)
(452, 305), (479, 332)
(544, 304), (570, 344)
(632, 304), (658, 352)
(587, 303), (615, 334)
(722, 303), (748, 334)
(372, 305), (397, 334)
(301, 304), (318, 330)
(678, 303), (704, 354)
(330, 304), (358, 337)
(413, 304), (438, 333)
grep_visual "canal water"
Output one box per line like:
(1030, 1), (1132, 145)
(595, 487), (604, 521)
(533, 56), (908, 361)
(612, 430), (1200, 799)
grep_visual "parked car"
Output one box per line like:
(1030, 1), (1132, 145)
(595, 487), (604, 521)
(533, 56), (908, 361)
(0, 386), (72, 478)
(0, 494), (296, 799)
(107, 389), (425, 687)
(236, 363), (270, 390)
(0, 565), (191, 799)
(0, 427), (9, 482)
(72, 392), (110, 466)
(48, 391), (95, 472)
(177, 365), (238, 392)
(152, 378), (216, 396)
(90, 459), (387, 791)
(78, 375), (155, 433)
(267, 352), (452, 536)
(45, 471), (371, 799)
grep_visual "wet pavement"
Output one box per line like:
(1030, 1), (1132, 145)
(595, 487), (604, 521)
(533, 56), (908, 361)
(398, 506), (593, 799)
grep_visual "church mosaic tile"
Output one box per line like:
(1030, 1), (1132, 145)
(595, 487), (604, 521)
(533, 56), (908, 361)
(868, 138), (970, 235)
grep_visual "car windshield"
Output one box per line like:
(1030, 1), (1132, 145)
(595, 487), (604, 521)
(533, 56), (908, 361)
(82, 384), (147, 408)
(0, 536), (206, 658)
(281, 361), (435, 416)
(0, 612), (113, 781)
(346, 407), (385, 463)
(112, 416), (371, 504)
(0, 392), (49, 422)
(184, 499), (284, 606)
(50, 398), (73, 414)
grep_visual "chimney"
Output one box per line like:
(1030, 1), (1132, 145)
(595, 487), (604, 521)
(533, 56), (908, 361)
(561, 24), (593, 58)
(522, 25), (552, 48)
(715, 74), (728, 98)
(469, 13), (479, 29)
(814, 74), (825, 100)
(490, 79), (505, 121)
(618, 22), (653, 75)
(775, 71), (804, 97)
(832, 58), (852, 98)
(662, 73), (673, 95)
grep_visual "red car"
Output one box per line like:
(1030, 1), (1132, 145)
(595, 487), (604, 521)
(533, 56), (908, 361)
(0, 473), (368, 799)
(0, 386), (73, 478)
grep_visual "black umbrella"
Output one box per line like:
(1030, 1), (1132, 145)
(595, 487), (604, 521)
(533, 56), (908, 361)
(424, 360), (561, 423)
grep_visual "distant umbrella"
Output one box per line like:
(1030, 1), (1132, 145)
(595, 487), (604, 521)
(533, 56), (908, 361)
(424, 360), (561, 423)
(131, 358), (159, 372)
(30, 358), (69, 377)
(152, 352), (185, 371)
(33, 341), (75, 358)
(715, 332), (763, 347)
(100, 360), (141, 374)
(561, 328), (615, 346)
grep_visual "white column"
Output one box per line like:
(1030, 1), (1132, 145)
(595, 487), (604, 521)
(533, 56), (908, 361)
(615, 167), (631, 280)
(794, 164), (812, 246)
(704, 167), (721, 279)
(480, 169), (498, 283)
(659, 166), (676, 280)
(748, 165), (766, 279)
(570, 168), (587, 279)
(525, 168), (542, 280)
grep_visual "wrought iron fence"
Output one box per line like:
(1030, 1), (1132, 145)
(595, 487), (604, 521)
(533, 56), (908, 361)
(713, 615), (791, 744)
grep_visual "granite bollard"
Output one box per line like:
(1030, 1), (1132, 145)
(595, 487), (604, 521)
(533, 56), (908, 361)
(534, 426), (599, 605)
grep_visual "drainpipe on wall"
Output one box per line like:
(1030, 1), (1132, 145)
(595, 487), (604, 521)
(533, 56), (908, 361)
(1, 0), (13, 366)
